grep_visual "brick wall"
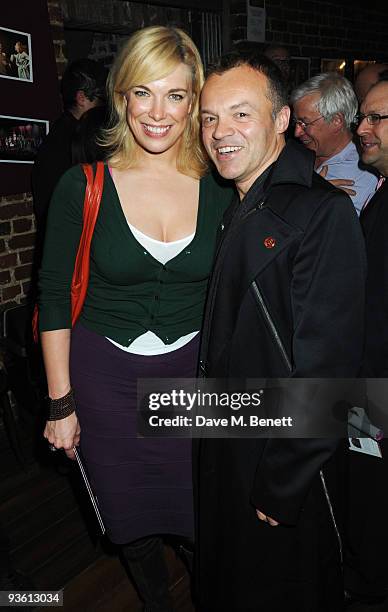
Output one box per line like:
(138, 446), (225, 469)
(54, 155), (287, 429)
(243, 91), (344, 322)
(0, 1), (66, 314)
(0, 195), (36, 306)
(231, 0), (388, 77)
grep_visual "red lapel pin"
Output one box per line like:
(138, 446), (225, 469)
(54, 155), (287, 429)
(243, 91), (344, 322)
(263, 236), (276, 249)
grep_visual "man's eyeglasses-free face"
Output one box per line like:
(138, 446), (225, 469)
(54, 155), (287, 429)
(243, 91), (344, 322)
(353, 113), (388, 126)
(292, 115), (324, 131)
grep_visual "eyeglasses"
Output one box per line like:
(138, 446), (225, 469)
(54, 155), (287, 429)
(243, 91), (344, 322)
(292, 116), (324, 131)
(353, 113), (388, 126)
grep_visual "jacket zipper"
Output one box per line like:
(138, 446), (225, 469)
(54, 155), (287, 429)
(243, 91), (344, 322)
(320, 470), (343, 565)
(241, 199), (266, 221)
(250, 280), (292, 373)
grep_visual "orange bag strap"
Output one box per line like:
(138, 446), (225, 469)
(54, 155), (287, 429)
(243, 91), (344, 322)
(70, 161), (104, 325)
(32, 161), (105, 342)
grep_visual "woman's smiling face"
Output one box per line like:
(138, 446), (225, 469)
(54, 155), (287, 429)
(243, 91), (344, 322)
(125, 63), (193, 159)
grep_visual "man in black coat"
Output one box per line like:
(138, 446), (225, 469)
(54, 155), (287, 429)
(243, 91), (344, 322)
(357, 80), (388, 377)
(31, 58), (106, 264)
(344, 79), (388, 606)
(195, 53), (367, 612)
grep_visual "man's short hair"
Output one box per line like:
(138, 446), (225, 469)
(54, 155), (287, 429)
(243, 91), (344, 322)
(207, 51), (288, 117)
(263, 43), (290, 59)
(61, 58), (107, 110)
(290, 72), (358, 129)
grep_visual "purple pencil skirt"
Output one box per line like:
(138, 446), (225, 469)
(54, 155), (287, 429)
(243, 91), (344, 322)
(69, 323), (199, 545)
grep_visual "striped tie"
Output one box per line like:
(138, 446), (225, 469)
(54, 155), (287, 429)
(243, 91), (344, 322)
(362, 175), (386, 211)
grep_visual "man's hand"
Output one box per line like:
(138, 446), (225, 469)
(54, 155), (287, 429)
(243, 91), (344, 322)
(319, 165), (356, 196)
(256, 509), (279, 527)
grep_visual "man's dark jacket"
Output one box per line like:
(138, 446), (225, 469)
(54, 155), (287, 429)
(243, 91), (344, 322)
(195, 140), (367, 612)
(360, 179), (388, 376)
(344, 179), (388, 602)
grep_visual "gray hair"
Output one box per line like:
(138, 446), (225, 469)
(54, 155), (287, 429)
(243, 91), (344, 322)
(290, 72), (358, 129)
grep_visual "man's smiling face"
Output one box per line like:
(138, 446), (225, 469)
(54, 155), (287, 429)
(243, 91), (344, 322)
(201, 65), (289, 197)
(358, 81), (388, 177)
(292, 92), (335, 159)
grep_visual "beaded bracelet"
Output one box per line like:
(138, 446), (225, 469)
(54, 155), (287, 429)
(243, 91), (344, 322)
(47, 388), (76, 421)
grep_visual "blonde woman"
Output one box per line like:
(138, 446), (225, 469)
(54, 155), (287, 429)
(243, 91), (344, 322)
(39, 26), (232, 610)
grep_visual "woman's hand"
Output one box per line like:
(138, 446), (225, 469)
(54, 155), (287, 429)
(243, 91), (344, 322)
(44, 412), (81, 460)
(40, 329), (76, 458)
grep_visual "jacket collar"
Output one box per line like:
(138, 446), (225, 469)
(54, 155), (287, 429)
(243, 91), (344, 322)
(240, 139), (315, 213)
(264, 139), (315, 189)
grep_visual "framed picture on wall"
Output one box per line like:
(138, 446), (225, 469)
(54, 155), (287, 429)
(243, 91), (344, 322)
(289, 57), (310, 91)
(0, 115), (48, 163)
(320, 58), (346, 75)
(354, 60), (375, 79)
(0, 26), (33, 82)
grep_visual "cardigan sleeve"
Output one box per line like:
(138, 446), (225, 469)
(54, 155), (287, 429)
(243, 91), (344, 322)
(38, 165), (86, 331)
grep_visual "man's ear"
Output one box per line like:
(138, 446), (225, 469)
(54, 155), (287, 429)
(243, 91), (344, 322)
(275, 105), (291, 134)
(330, 112), (345, 132)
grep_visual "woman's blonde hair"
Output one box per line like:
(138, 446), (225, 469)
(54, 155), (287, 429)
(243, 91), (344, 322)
(102, 25), (207, 177)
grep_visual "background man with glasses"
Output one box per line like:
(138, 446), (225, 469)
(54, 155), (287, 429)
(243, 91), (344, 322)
(356, 79), (388, 376)
(291, 72), (377, 215)
(344, 78), (388, 607)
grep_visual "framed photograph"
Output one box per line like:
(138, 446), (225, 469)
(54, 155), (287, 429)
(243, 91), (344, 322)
(0, 26), (33, 82)
(354, 60), (375, 79)
(0, 115), (48, 164)
(320, 58), (346, 75)
(289, 57), (310, 90)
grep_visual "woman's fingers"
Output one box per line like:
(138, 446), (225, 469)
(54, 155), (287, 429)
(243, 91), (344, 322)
(43, 413), (80, 460)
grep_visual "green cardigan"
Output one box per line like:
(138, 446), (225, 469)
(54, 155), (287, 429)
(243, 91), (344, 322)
(38, 164), (234, 346)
